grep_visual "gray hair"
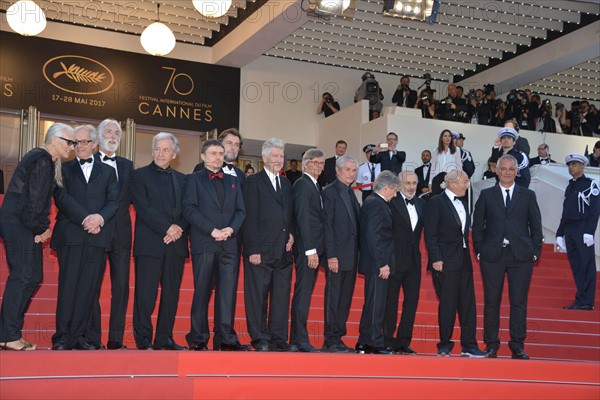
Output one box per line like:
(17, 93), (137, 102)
(302, 148), (325, 169)
(45, 123), (73, 144)
(97, 118), (122, 139)
(74, 124), (98, 142)
(498, 154), (518, 169)
(373, 170), (400, 192)
(262, 138), (285, 157)
(152, 132), (180, 154)
(398, 170), (417, 184)
(336, 155), (358, 170)
(444, 169), (468, 184)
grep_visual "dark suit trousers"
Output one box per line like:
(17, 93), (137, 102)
(383, 261), (421, 347)
(53, 245), (105, 348)
(564, 223), (596, 307)
(244, 255), (292, 344)
(290, 251), (324, 345)
(133, 250), (184, 347)
(431, 249), (478, 350)
(0, 224), (43, 342)
(324, 266), (357, 347)
(358, 273), (389, 348)
(186, 247), (239, 347)
(480, 247), (533, 352)
(212, 238), (242, 347)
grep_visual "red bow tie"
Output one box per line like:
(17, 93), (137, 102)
(209, 171), (224, 180)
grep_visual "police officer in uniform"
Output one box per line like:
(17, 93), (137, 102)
(556, 153), (599, 311)
(356, 144), (381, 203)
(490, 127), (530, 188)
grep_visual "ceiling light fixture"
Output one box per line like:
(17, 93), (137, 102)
(140, 4), (176, 56)
(6, 0), (47, 36)
(192, 0), (232, 18)
(305, 0), (356, 20)
(383, 0), (440, 24)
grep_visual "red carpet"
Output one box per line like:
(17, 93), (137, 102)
(1, 202), (599, 399)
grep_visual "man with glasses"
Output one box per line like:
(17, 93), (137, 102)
(369, 132), (406, 175)
(51, 125), (119, 350)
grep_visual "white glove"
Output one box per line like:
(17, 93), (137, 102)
(556, 236), (566, 252)
(583, 234), (594, 247)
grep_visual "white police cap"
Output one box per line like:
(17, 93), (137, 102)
(565, 153), (589, 166)
(498, 127), (519, 140)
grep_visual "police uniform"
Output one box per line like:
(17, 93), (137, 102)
(557, 153), (599, 310)
(491, 128), (530, 188)
(356, 144), (381, 203)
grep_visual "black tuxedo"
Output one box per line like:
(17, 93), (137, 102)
(528, 156), (555, 166)
(424, 192), (478, 352)
(384, 194), (424, 348)
(392, 88), (417, 108)
(290, 173), (325, 347)
(193, 161), (246, 188)
(242, 169), (294, 345)
(322, 179), (360, 347)
(88, 152), (133, 346)
(358, 193), (394, 349)
(370, 150), (406, 175)
(130, 162), (189, 348)
(51, 159), (119, 349)
(317, 156), (337, 188)
(473, 184), (542, 353)
(183, 168), (246, 348)
(415, 164), (431, 195)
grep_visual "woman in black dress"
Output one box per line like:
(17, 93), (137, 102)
(0, 123), (75, 350)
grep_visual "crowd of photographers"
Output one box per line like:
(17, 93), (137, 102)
(319, 72), (599, 137)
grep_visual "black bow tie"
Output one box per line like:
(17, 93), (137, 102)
(405, 197), (414, 205)
(423, 163), (430, 167)
(454, 196), (461, 202)
(103, 155), (116, 162)
(224, 163), (234, 170)
(79, 158), (92, 165)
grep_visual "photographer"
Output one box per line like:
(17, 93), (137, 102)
(437, 83), (471, 123)
(536, 99), (558, 133)
(354, 72), (384, 121)
(519, 90), (540, 131)
(317, 92), (340, 117)
(392, 75), (417, 108)
(415, 89), (437, 119)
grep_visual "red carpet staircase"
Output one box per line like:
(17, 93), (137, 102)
(1, 205), (599, 399)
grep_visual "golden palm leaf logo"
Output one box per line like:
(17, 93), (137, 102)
(52, 62), (106, 83)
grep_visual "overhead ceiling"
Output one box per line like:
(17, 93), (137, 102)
(0, 0), (599, 100)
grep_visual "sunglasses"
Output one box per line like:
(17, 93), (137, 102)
(57, 137), (78, 147)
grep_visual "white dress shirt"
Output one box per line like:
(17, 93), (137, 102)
(98, 151), (118, 181)
(401, 193), (418, 231)
(445, 188), (466, 248)
(78, 157), (94, 183)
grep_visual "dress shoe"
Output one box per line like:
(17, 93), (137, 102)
(485, 347), (498, 358)
(52, 341), (69, 351)
(72, 341), (96, 350)
(326, 343), (352, 353)
(253, 341), (270, 352)
(371, 347), (395, 355)
(355, 343), (368, 354)
(573, 304), (594, 311)
(461, 347), (487, 358)
(273, 341), (293, 352)
(191, 343), (208, 351)
(437, 347), (450, 357)
(107, 341), (127, 350)
(88, 341), (106, 350)
(396, 345), (417, 355)
(154, 341), (186, 351)
(294, 343), (319, 353)
(511, 350), (530, 360)
(220, 342), (250, 351)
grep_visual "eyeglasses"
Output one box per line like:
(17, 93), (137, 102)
(309, 161), (325, 166)
(76, 139), (94, 146)
(57, 137), (77, 147)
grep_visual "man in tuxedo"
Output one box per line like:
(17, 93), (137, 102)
(424, 170), (486, 358)
(86, 118), (133, 350)
(529, 143), (556, 166)
(243, 138), (295, 352)
(183, 140), (247, 351)
(51, 124), (119, 350)
(290, 149), (326, 352)
(356, 144), (380, 203)
(391, 75), (417, 108)
(322, 155), (360, 352)
(415, 150), (431, 195)
(473, 155), (543, 360)
(384, 171), (424, 355)
(369, 132), (406, 175)
(356, 171), (400, 355)
(130, 132), (188, 350)
(318, 140), (346, 188)
(192, 128), (246, 188)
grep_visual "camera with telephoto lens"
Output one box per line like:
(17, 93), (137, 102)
(468, 89), (477, 100)
(555, 102), (564, 110)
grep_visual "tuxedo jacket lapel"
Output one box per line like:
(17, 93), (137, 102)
(441, 194), (462, 229)
(337, 181), (355, 225)
(201, 171), (221, 208)
(260, 170), (282, 205)
(393, 198), (412, 230)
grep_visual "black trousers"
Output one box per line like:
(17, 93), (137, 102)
(431, 249), (478, 351)
(243, 254), (292, 344)
(383, 264), (421, 348)
(186, 245), (239, 347)
(133, 251), (184, 347)
(0, 223), (43, 342)
(358, 272), (389, 348)
(323, 266), (357, 347)
(564, 223), (596, 307)
(480, 247), (533, 352)
(290, 250), (324, 346)
(53, 244), (105, 348)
